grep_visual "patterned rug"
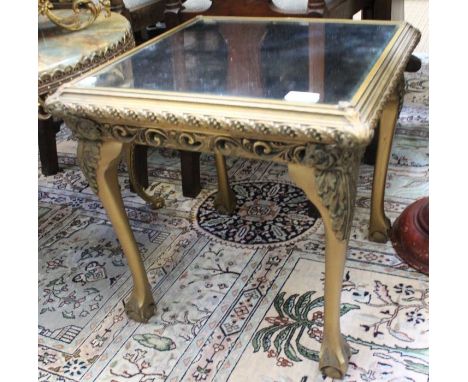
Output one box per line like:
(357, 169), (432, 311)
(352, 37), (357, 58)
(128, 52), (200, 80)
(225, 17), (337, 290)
(38, 55), (429, 382)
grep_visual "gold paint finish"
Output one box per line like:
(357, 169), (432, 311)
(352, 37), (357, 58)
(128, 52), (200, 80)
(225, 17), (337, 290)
(47, 19), (419, 140)
(65, 115), (155, 320)
(95, 140), (156, 322)
(369, 87), (400, 243)
(213, 153), (236, 215)
(38, 0), (111, 31)
(126, 145), (165, 209)
(289, 163), (355, 378)
(44, 17), (421, 378)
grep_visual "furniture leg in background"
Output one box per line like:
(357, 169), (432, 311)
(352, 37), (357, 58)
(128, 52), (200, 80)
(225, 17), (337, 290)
(172, 29), (202, 198)
(362, 0), (420, 165)
(127, 145), (165, 208)
(129, 145), (148, 192)
(180, 151), (201, 198)
(126, 147), (202, 202)
(308, 23), (325, 99)
(369, 88), (400, 243)
(38, 117), (61, 176)
(210, 23), (266, 213)
(213, 152), (236, 214)
(364, 0), (392, 19)
(126, 22), (202, 201)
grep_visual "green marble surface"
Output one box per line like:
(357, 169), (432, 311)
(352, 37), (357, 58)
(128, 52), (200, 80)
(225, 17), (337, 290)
(38, 11), (131, 77)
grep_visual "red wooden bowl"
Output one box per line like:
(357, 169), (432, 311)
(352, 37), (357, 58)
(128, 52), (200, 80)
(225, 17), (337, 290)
(391, 197), (429, 275)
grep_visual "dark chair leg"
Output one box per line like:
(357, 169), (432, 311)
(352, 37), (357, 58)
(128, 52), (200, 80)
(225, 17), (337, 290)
(38, 118), (61, 176)
(129, 145), (149, 193)
(180, 151), (201, 198)
(362, 6), (374, 20)
(129, 148), (201, 199)
(368, 0), (392, 20)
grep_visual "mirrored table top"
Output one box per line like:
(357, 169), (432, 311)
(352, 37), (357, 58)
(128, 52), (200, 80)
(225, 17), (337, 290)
(48, 17), (420, 145)
(75, 17), (400, 106)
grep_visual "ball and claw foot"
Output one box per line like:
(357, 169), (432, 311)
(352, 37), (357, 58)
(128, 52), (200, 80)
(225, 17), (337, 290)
(320, 335), (351, 379)
(124, 292), (156, 323)
(148, 195), (165, 210)
(369, 216), (391, 243)
(214, 189), (236, 215)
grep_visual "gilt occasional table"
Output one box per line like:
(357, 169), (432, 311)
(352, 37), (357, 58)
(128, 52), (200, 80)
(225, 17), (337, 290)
(45, 16), (420, 378)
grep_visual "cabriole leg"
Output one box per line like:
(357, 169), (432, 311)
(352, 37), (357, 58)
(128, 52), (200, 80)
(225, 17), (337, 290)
(213, 152), (236, 214)
(126, 144), (165, 209)
(289, 163), (354, 379)
(83, 139), (155, 322)
(369, 90), (400, 243)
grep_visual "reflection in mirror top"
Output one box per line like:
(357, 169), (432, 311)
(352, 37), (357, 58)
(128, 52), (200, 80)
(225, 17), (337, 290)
(75, 18), (398, 105)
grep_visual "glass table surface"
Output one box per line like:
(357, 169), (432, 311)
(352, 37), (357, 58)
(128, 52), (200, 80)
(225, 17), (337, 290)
(75, 18), (399, 106)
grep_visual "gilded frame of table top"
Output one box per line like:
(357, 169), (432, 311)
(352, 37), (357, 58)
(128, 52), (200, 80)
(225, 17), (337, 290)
(46, 16), (418, 134)
(45, 16), (420, 379)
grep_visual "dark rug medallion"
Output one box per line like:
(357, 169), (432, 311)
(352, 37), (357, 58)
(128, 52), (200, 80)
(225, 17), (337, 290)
(193, 181), (319, 247)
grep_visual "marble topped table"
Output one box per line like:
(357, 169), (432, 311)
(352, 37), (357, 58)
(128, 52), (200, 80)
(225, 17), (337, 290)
(38, 11), (134, 175)
(39, 11), (134, 99)
(45, 16), (420, 378)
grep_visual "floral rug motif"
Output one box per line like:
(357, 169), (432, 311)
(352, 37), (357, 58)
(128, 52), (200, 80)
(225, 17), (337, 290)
(38, 55), (429, 381)
(193, 182), (319, 247)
